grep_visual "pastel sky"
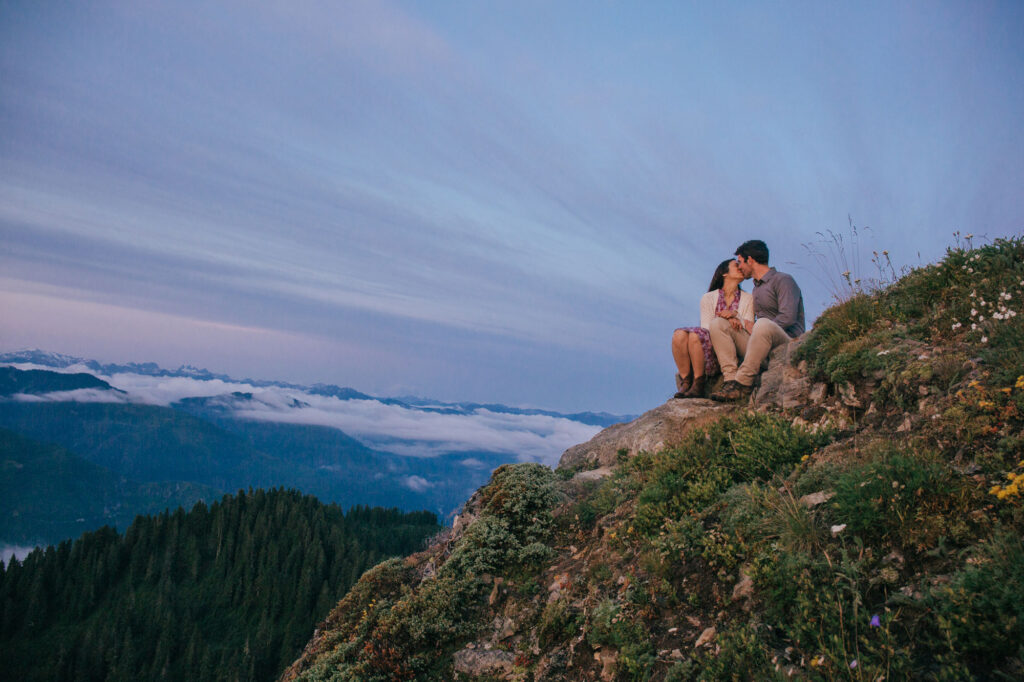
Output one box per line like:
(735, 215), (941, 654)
(2, 1), (1022, 413)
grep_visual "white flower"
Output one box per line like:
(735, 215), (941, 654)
(981, 336), (988, 343)
(971, 308), (978, 316)
(979, 316), (985, 321)
(1010, 310), (1018, 317)
(970, 290), (977, 297)
(831, 524), (847, 536)
(972, 323), (978, 330)
(968, 268), (974, 273)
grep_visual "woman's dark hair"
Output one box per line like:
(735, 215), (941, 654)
(708, 258), (739, 292)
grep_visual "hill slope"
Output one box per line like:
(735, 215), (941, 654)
(282, 236), (1024, 680)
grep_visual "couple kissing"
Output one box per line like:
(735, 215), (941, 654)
(671, 239), (805, 402)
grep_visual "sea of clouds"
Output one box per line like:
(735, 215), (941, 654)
(5, 363), (600, 466)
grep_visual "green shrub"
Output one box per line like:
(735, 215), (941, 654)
(830, 451), (950, 543)
(480, 463), (560, 543)
(630, 413), (826, 535)
(755, 547), (908, 680)
(932, 531), (1024, 666)
(538, 599), (581, 648)
(586, 599), (655, 680)
(666, 620), (775, 681)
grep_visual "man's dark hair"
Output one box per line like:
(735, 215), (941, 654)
(735, 239), (769, 265)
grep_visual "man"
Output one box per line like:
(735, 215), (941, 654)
(708, 239), (805, 402)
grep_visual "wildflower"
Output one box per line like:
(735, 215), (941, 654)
(971, 308), (978, 316)
(981, 336), (988, 343)
(831, 524), (847, 536)
(801, 454), (809, 462)
(1015, 375), (1024, 390)
(971, 323), (977, 330)
(951, 322), (962, 330)
(850, 659), (858, 669)
(870, 614), (881, 627)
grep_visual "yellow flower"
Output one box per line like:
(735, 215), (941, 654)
(801, 455), (810, 462)
(990, 485), (1003, 495)
(1001, 387), (1013, 395)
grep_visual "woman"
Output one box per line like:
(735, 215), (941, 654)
(672, 259), (753, 398)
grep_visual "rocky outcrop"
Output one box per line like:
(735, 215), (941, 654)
(558, 399), (734, 470)
(560, 337), (815, 471)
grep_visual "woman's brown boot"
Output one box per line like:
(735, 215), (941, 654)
(673, 373), (692, 399)
(682, 375), (706, 398)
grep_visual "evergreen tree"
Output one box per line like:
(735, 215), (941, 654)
(0, 488), (438, 681)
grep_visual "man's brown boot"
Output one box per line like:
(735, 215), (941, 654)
(710, 380), (753, 402)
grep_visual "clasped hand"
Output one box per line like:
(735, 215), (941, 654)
(717, 309), (742, 330)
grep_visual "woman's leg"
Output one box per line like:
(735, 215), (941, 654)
(688, 332), (705, 378)
(672, 329), (692, 381)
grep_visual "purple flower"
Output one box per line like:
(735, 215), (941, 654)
(850, 659), (858, 669)
(870, 614), (881, 627)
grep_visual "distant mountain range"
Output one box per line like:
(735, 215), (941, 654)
(0, 349), (628, 427)
(0, 350), (633, 550)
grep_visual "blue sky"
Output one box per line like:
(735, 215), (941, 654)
(2, 1), (1022, 413)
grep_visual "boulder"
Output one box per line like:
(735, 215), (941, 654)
(558, 400), (734, 470)
(752, 336), (809, 409)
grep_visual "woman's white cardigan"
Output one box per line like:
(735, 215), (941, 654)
(699, 289), (754, 329)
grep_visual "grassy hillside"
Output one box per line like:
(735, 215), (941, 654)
(283, 236), (1024, 680)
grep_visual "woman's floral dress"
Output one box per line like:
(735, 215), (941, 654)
(676, 288), (741, 375)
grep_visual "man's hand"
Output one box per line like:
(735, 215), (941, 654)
(717, 309), (737, 319)
(729, 317), (742, 330)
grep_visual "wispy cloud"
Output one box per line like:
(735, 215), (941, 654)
(401, 475), (433, 493)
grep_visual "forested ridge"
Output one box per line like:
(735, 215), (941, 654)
(0, 488), (440, 681)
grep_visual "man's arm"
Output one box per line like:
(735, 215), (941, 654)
(768, 275), (802, 330)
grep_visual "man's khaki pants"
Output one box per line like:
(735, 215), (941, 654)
(708, 317), (791, 386)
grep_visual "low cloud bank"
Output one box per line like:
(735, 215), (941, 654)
(3, 365), (600, 467)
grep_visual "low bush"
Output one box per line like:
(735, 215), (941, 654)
(829, 450), (950, 543)
(931, 530), (1024, 667)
